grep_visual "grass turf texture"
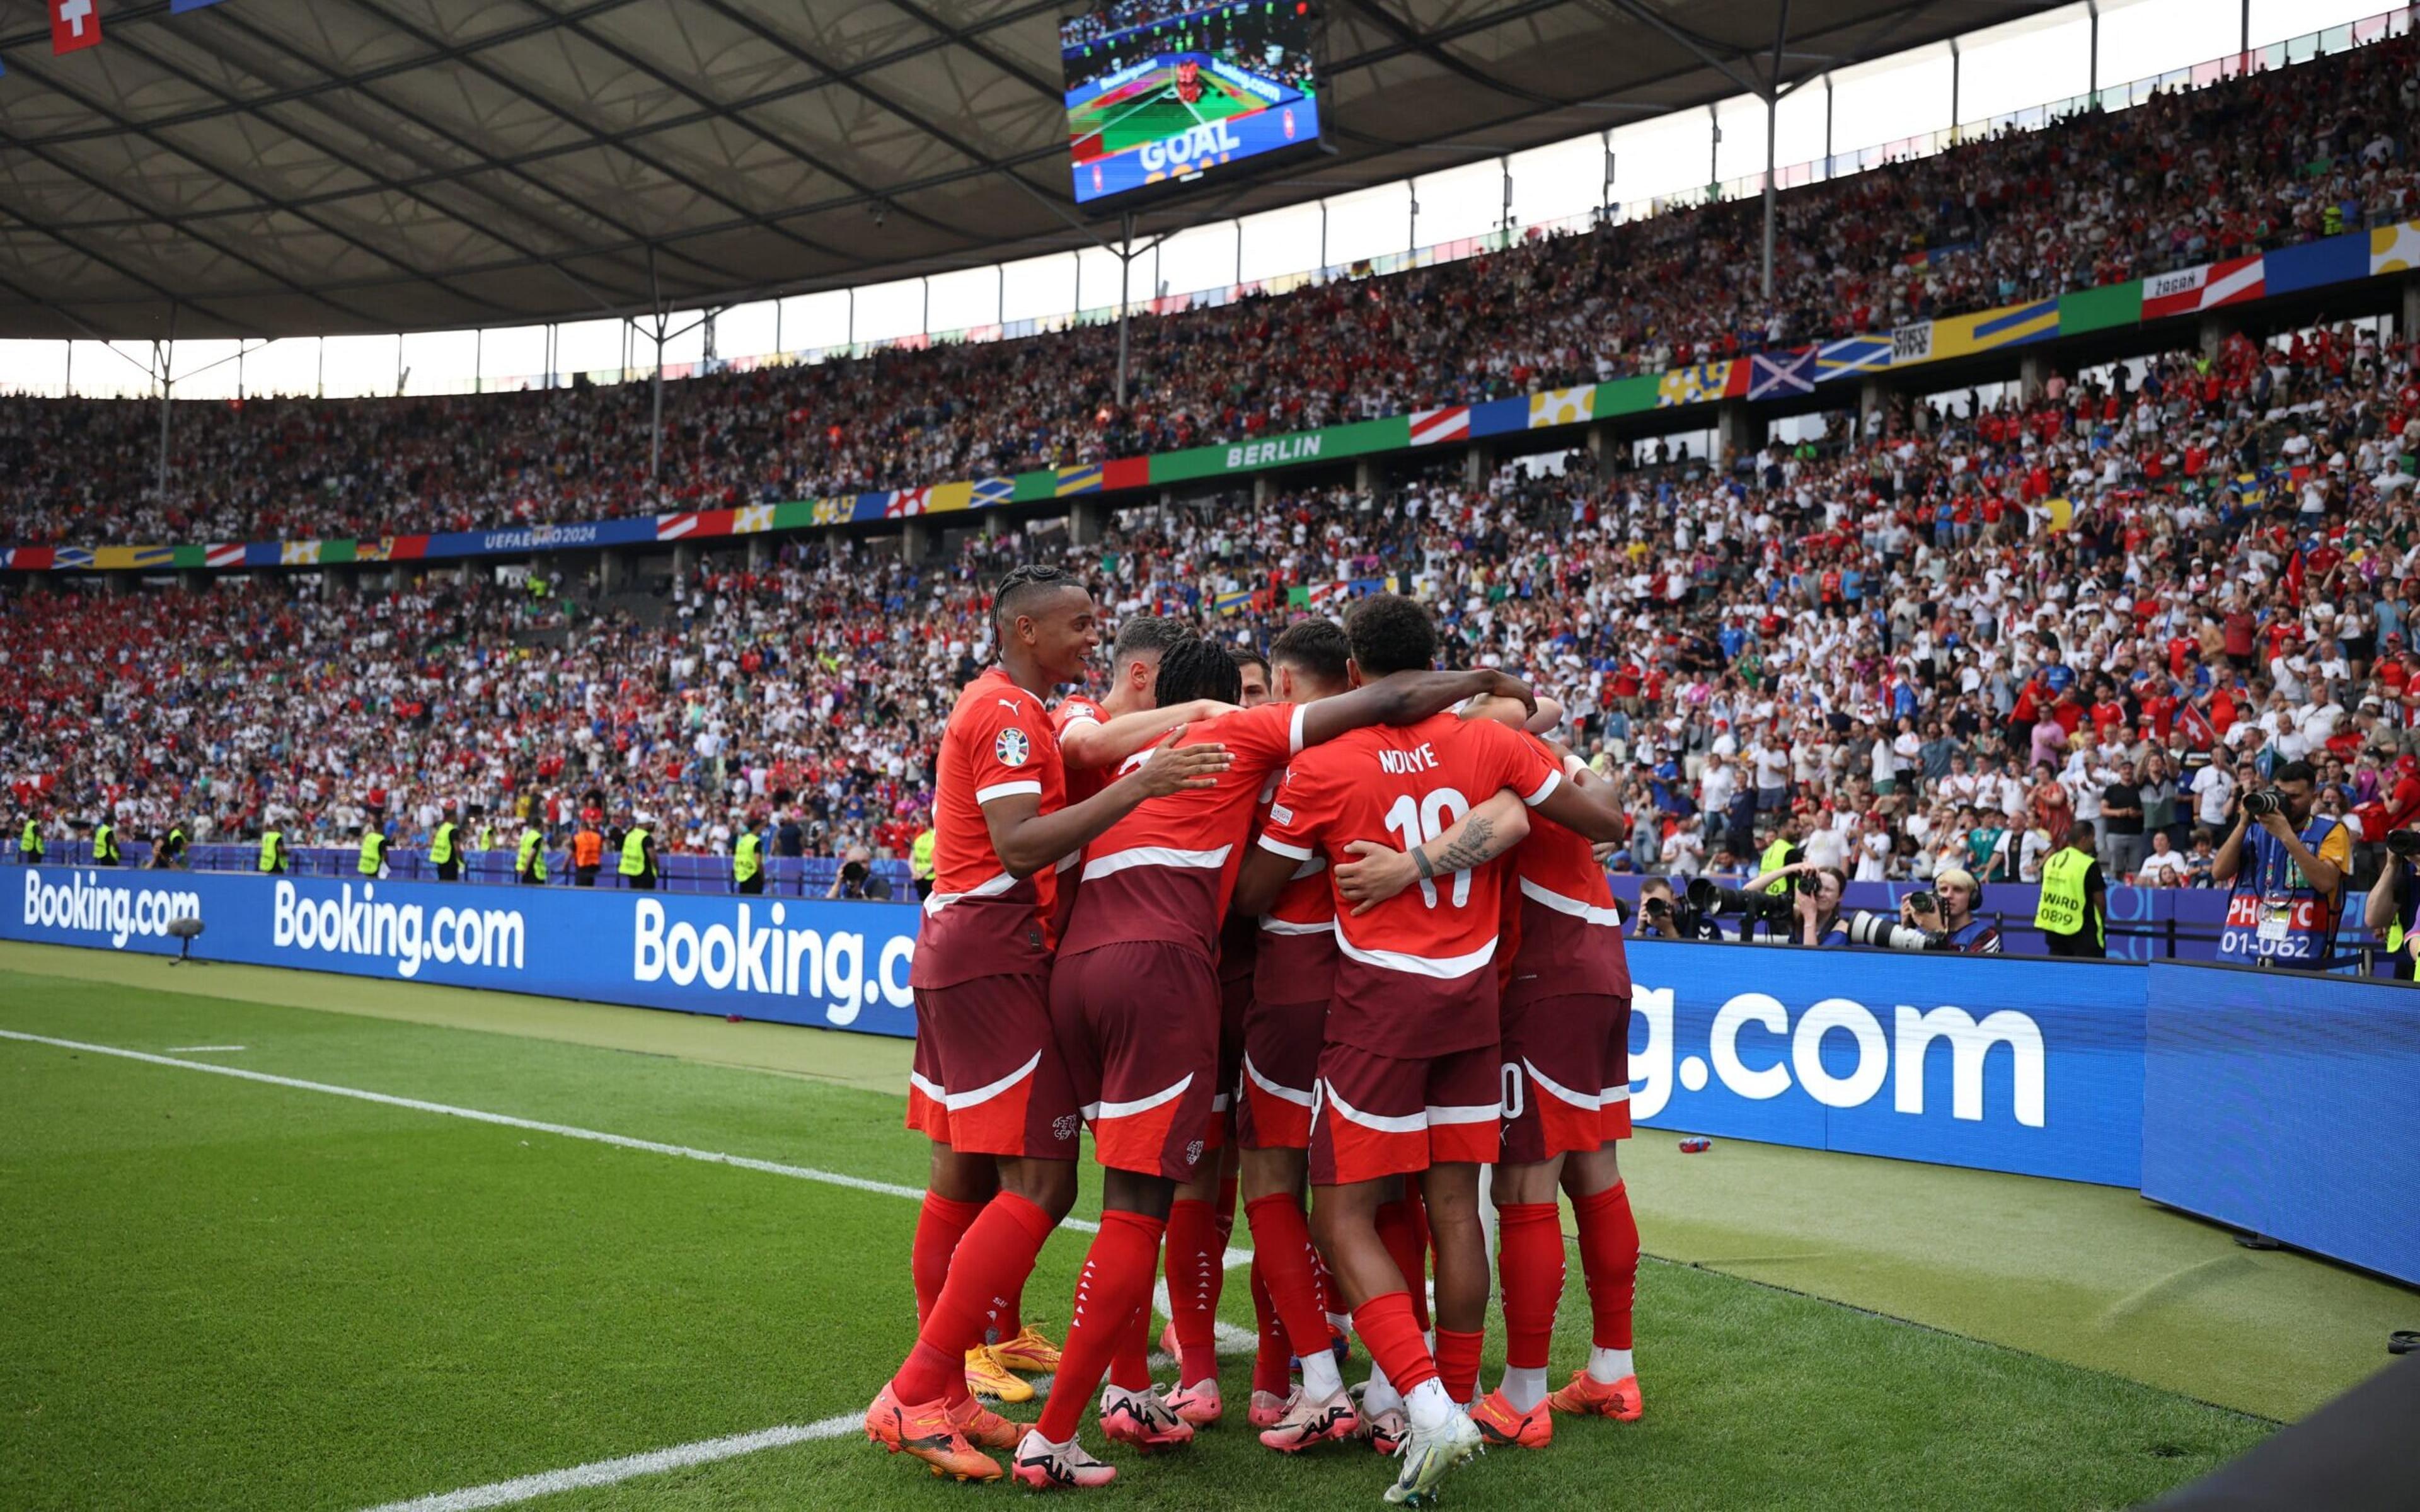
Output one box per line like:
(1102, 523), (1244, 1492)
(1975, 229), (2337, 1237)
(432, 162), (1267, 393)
(0, 944), (2395, 1509)
(1068, 72), (1266, 159)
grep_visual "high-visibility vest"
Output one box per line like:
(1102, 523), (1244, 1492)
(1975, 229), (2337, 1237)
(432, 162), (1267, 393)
(431, 822), (457, 865)
(21, 819), (42, 858)
(572, 829), (603, 869)
(734, 832), (761, 885)
(529, 575), (548, 600)
(517, 829), (548, 881)
(93, 823), (117, 863)
(620, 827), (651, 877)
(476, 824), (496, 853)
(359, 831), (386, 876)
(911, 829), (936, 881)
(258, 832), (283, 873)
(1761, 839), (1794, 895)
(165, 827), (185, 855)
(2034, 848), (2099, 944)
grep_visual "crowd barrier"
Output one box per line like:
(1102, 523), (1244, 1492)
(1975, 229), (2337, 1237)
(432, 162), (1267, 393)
(6, 864), (2411, 1282)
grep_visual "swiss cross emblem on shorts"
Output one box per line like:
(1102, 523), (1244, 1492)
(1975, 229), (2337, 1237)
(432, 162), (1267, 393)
(994, 727), (1030, 766)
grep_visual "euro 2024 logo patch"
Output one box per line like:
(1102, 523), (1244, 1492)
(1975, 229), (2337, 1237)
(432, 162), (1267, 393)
(995, 727), (1031, 767)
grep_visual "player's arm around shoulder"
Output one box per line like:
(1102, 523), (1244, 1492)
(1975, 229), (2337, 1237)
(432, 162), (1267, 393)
(1294, 668), (1535, 750)
(1231, 749), (1329, 919)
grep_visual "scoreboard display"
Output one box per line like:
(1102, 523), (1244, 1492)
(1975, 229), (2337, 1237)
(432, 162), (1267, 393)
(1062, 1), (1323, 207)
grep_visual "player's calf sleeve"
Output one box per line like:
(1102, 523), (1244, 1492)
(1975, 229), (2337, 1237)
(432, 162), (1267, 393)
(1249, 1257), (1291, 1399)
(1571, 1181), (1639, 1351)
(1374, 1198), (1432, 1331)
(1243, 1194), (1334, 1362)
(1433, 1327), (1484, 1406)
(890, 1191), (1058, 1404)
(1163, 1197), (1221, 1387)
(1495, 1201), (1566, 1372)
(1034, 1209), (1167, 1443)
(1351, 1291), (1439, 1399)
(911, 1192), (985, 1327)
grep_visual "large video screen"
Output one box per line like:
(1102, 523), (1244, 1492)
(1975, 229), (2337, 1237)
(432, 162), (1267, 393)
(1062, 1), (1322, 207)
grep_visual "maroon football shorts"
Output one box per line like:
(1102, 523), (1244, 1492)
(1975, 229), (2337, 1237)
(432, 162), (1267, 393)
(1308, 1040), (1502, 1186)
(1498, 990), (1631, 1164)
(907, 971), (1082, 1159)
(1204, 959), (1252, 1152)
(1050, 940), (1221, 1179)
(1238, 995), (1327, 1152)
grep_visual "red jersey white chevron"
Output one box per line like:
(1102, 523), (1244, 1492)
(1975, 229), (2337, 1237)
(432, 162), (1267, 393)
(2141, 255), (2264, 321)
(204, 543), (245, 568)
(655, 512), (700, 541)
(1409, 406), (1471, 446)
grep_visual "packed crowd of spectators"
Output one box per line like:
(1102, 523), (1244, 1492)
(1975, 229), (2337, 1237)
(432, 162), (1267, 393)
(11, 312), (2420, 899)
(3, 32), (2416, 552)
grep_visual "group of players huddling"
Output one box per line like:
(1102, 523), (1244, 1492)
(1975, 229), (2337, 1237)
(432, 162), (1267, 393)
(864, 565), (1644, 1504)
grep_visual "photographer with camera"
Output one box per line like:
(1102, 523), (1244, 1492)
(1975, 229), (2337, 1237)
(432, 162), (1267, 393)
(1901, 868), (2002, 953)
(2213, 759), (2350, 967)
(1632, 876), (1722, 942)
(1792, 864), (1851, 946)
(2359, 826), (2420, 980)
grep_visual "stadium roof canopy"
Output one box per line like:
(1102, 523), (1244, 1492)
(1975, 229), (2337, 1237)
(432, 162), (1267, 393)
(0, 0), (2061, 340)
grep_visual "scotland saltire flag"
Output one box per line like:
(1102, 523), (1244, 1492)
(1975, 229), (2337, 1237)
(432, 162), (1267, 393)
(1748, 349), (1817, 400)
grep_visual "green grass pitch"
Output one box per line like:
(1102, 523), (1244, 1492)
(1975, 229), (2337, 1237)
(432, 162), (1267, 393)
(0, 943), (2402, 1511)
(1068, 72), (1264, 159)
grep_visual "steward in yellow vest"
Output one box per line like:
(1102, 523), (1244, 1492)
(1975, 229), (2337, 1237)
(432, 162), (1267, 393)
(2033, 836), (2106, 958)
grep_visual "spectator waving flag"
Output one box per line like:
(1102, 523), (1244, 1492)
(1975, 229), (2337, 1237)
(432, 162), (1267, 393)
(52, 0), (101, 54)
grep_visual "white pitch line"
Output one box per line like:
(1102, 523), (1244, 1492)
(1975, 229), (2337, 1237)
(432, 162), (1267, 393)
(3, 1029), (1271, 1508)
(0, 1033), (1279, 1254)
(354, 1414), (860, 1512)
(164, 1045), (246, 1053)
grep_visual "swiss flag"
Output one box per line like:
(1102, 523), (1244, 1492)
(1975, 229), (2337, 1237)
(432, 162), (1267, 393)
(52, 0), (102, 53)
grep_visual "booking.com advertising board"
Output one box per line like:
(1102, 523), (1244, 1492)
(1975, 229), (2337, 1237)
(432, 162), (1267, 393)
(7, 866), (2147, 1188)
(4, 866), (921, 1040)
(1623, 941), (2143, 1187)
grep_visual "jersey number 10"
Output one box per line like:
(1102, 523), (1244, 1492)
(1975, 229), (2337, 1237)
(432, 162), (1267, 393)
(1383, 788), (1473, 908)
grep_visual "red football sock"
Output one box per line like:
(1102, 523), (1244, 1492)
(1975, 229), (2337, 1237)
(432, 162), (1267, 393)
(1109, 1288), (1155, 1394)
(1164, 1197), (1221, 1387)
(999, 1273), (1027, 1341)
(1035, 1209), (1166, 1443)
(911, 1192), (985, 1327)
(1310, 1245), (1342, 1321)
(1434, 1327), (1483, 1406)
(1351, 1290), (1438, 1397)
(1495, 1201), (1566, 1372)
(1572, 1181), (1639, 1351)
(1375, 1198), (1431, 1331)
(890, 1191), (1057, 1405)
(1245, 1194), (1333, 1360)
(1202, 1174), (1238, 1343)
(1248, 1256), (1291, 1399)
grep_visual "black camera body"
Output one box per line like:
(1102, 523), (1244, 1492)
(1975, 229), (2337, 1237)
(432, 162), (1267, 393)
(1904, 890), (1940, 914)
(1688, 876), (1797, 934)
(2243, 789), (2286, 819)
(2387, 828), (2420, 859)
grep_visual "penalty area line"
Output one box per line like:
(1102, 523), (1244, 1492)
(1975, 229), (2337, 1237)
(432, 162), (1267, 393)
(354, 1413), (861, 1512)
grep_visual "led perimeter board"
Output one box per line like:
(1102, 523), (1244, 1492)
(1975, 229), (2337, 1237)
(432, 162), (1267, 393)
(1063, 0), (1323, 207)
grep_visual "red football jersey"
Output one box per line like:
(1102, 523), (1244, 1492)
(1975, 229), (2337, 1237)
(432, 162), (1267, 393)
(1255, 768), (1339, 1007)
(911, 667), (1066, 989)
(1054, 694), (1111, 806)
(1501, 736), (1629, 1003)
(1260, 714), (1561, 1055)
(1058, 702), (1306, 964)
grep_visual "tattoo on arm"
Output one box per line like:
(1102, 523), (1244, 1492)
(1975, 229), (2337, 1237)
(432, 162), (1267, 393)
(1431, 817), (1497, 874)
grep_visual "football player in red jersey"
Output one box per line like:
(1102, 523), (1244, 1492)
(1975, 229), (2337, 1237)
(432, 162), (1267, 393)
(964, 615), (1221, 1403)
(1155, 644), (1274, 1423)
(867, 565), (1233, 1483)
(1056, 616), (1224, 808)
(1011, 634), (1531, 1489)
(1335, 694), (1644, 1447)
(1230, 596), (1628, 1506)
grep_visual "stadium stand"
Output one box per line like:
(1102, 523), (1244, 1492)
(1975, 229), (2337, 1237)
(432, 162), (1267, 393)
(3, 33), (2417, 549)
(12, 314), (2420, 894)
